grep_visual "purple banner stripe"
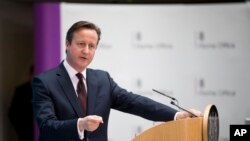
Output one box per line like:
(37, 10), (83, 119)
(34, 2), (61, 74)
(33, 2), (61, 141)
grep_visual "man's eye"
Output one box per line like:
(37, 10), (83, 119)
(89, 44), (96, 49)
(77, 43), (85, 46)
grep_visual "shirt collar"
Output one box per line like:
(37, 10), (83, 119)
(63, 60), (87, 80)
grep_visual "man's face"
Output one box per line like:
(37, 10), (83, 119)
(66, 28), (98, 72)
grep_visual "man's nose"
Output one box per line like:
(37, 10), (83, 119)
(82, 46), (90, 53)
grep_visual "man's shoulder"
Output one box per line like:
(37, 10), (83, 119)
(87, 68), (107, 74)
(34, 65), (61, 79)
(87, 68), (112, 79)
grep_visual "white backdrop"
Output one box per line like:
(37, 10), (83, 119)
(60, 3), (250, 141)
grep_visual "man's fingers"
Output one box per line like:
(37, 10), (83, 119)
(81, 115), (104, 131)
(88, 115), (103, 123)
(189, 109), (203, 117)
(176, 109), (203, 120)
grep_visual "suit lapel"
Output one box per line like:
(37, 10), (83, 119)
(86, 69), (98, 115)
(56, 63), (84, 117)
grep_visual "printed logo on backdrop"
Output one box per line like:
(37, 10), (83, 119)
(98, 42), (112, 49)
(134, 78), (174, 97)
(195, 77), (236, 96)
(131, 31), (173, 49)
(194, 31), (236, 49)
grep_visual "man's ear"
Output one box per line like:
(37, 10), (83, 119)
(65, 41), (70, 53)
(66, 40), (70, 47)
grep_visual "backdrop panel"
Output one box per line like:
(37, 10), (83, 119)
(59, 3), (250, 141)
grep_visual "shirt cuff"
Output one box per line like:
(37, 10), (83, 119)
(174, 112), (179, 120)
(77, 118), (84, 140)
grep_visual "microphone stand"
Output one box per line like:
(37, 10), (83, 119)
(152, 89), (197, 117)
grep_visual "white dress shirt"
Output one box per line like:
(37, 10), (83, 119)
(63, 60), (86, 140)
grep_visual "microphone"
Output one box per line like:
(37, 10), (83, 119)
(152, 89), (197, 117)
(152, 89), (176, 101)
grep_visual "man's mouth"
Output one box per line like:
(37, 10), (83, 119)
(80, 57), (87, 60)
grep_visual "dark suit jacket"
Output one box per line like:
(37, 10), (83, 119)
(9, 82), (34, 141)
(32, 63), (177, 141)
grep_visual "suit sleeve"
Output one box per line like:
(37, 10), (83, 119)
(107, 73), (178, 122)
(32, 76), (80, 141)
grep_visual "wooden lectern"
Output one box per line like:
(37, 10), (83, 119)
(132, 104), (219, 141)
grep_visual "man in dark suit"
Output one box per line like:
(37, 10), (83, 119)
(32, 21), (201, 141)
(9, 65), (34, 141)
